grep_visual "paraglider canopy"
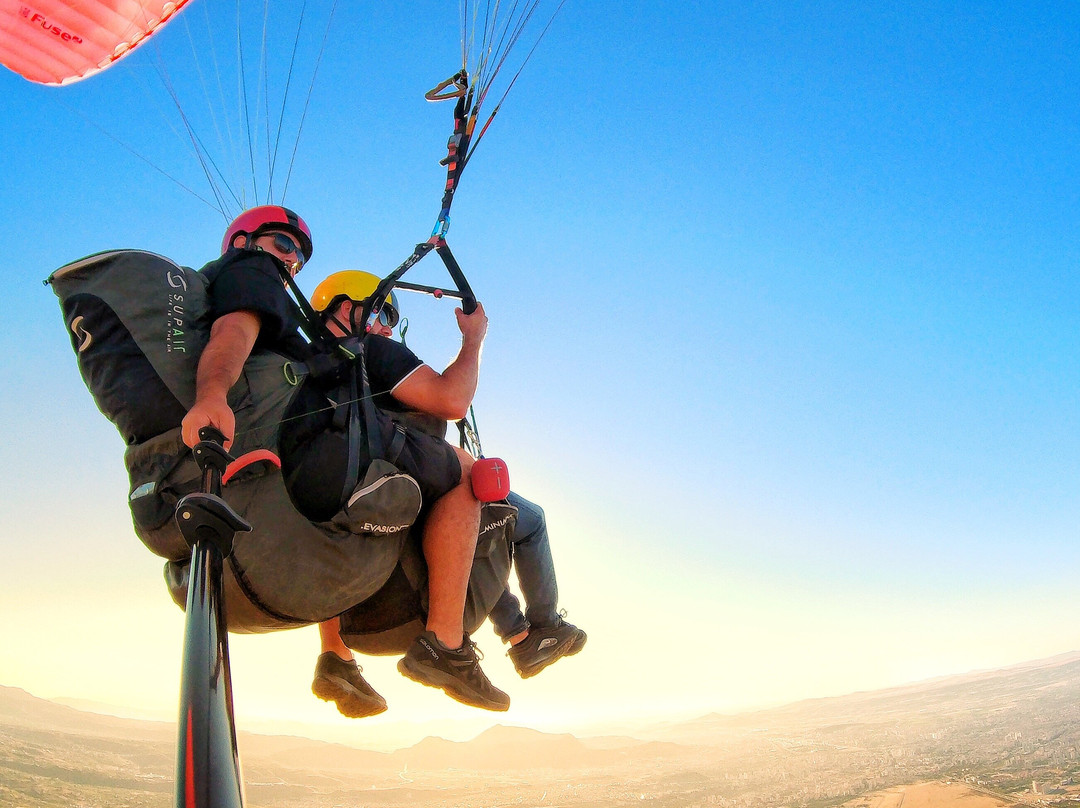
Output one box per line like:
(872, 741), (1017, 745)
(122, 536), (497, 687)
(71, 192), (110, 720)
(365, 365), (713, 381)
(0, 0), (194, 85)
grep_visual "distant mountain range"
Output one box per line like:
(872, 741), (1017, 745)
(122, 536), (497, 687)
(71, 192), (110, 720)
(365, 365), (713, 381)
(0, 685), (692, 775)
(641, 649), (1080, 743)
(7, 650), (1080, 807)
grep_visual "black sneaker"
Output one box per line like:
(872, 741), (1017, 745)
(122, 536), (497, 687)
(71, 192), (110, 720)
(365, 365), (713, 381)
(397, 631), (510, 711)
(311, 652), (388, 718)
(508, 618), (587, 679)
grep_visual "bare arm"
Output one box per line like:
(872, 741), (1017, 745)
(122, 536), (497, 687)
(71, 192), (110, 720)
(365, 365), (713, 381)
(181, 310), (261, 448)
(391, 303), (488, 421)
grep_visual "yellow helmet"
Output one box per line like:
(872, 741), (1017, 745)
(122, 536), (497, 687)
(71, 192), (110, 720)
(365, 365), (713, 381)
(311, 270), (399, 327)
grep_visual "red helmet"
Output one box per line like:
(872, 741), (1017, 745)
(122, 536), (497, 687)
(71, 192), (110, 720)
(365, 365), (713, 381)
(221, 205), (313, 260)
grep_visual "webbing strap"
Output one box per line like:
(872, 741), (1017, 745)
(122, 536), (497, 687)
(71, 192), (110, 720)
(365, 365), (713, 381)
(434, 241), (476, 314)
(340, 368), (364, 506)
(356, 340), (385, 460)
(274, 260), (338, 353)
(432, 90), (476, 238)
(386, 424), (407, 465)
(334, 338), (387, 508)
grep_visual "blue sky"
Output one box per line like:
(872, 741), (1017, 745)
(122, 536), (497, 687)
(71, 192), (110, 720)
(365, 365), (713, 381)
(2, 1), (1080, 737)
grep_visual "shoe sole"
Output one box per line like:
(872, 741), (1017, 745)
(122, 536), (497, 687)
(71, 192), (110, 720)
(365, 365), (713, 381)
(515, 632), (588, 679)
(312, 675), (387, 718)
(397, 657), (510, 712)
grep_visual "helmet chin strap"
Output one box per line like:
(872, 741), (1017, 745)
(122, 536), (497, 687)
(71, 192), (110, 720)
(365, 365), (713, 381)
(321, 301), (366, 338)
(242, 235), (268, 260)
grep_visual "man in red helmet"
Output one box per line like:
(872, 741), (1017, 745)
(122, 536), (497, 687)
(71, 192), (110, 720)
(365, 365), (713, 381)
(181, 208), (509, 714)
(182, 205), (313, 445)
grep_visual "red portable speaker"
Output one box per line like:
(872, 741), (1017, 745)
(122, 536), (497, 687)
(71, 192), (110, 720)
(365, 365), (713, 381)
(471, 457), (510, 502)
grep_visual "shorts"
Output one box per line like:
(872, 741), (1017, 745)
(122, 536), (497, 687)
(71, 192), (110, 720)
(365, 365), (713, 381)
(385, 423), (462, 509)
(280, 414), (461, 523)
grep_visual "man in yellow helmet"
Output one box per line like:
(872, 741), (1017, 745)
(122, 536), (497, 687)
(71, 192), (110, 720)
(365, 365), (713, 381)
(306, 272), (587, 691)
(285, 269), (509, 714)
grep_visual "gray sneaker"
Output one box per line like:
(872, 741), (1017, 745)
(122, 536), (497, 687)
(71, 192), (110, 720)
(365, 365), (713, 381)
(508, 618), (587, 679)
(312, 652), (387, 718)
(398, 631), (510, 711)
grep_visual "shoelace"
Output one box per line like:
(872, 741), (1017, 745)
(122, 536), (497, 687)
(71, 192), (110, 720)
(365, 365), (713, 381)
(455, 636), (491, 681)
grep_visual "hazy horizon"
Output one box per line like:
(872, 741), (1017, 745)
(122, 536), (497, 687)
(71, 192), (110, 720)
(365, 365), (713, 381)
(13, 646), (1080, 753)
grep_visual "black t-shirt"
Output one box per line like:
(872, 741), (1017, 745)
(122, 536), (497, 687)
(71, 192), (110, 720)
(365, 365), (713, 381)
(277, 335), (426, 520)
(199, 248), (310, 360)
(282, 334), (424, 440)
(364, 335), (425, 410)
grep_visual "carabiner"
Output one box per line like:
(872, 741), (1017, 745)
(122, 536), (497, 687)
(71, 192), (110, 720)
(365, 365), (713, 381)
(431, 214), (451, 239)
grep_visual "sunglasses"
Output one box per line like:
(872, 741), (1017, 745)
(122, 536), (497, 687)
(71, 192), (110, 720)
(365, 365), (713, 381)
(375, 300), (401, 328)
(376, 302), (399, 328)
(262, 231), (305, 270)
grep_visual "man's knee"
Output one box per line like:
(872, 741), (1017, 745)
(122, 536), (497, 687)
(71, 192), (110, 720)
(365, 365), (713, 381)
(509, 495), (545, 537)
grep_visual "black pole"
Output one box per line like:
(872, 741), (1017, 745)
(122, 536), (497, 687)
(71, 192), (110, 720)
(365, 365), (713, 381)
(174, 427), (251, 808)
(175, 538), (244, 808)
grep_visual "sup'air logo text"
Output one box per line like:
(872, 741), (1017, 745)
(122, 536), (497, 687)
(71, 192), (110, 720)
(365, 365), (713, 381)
(166, 270), (188, 353)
